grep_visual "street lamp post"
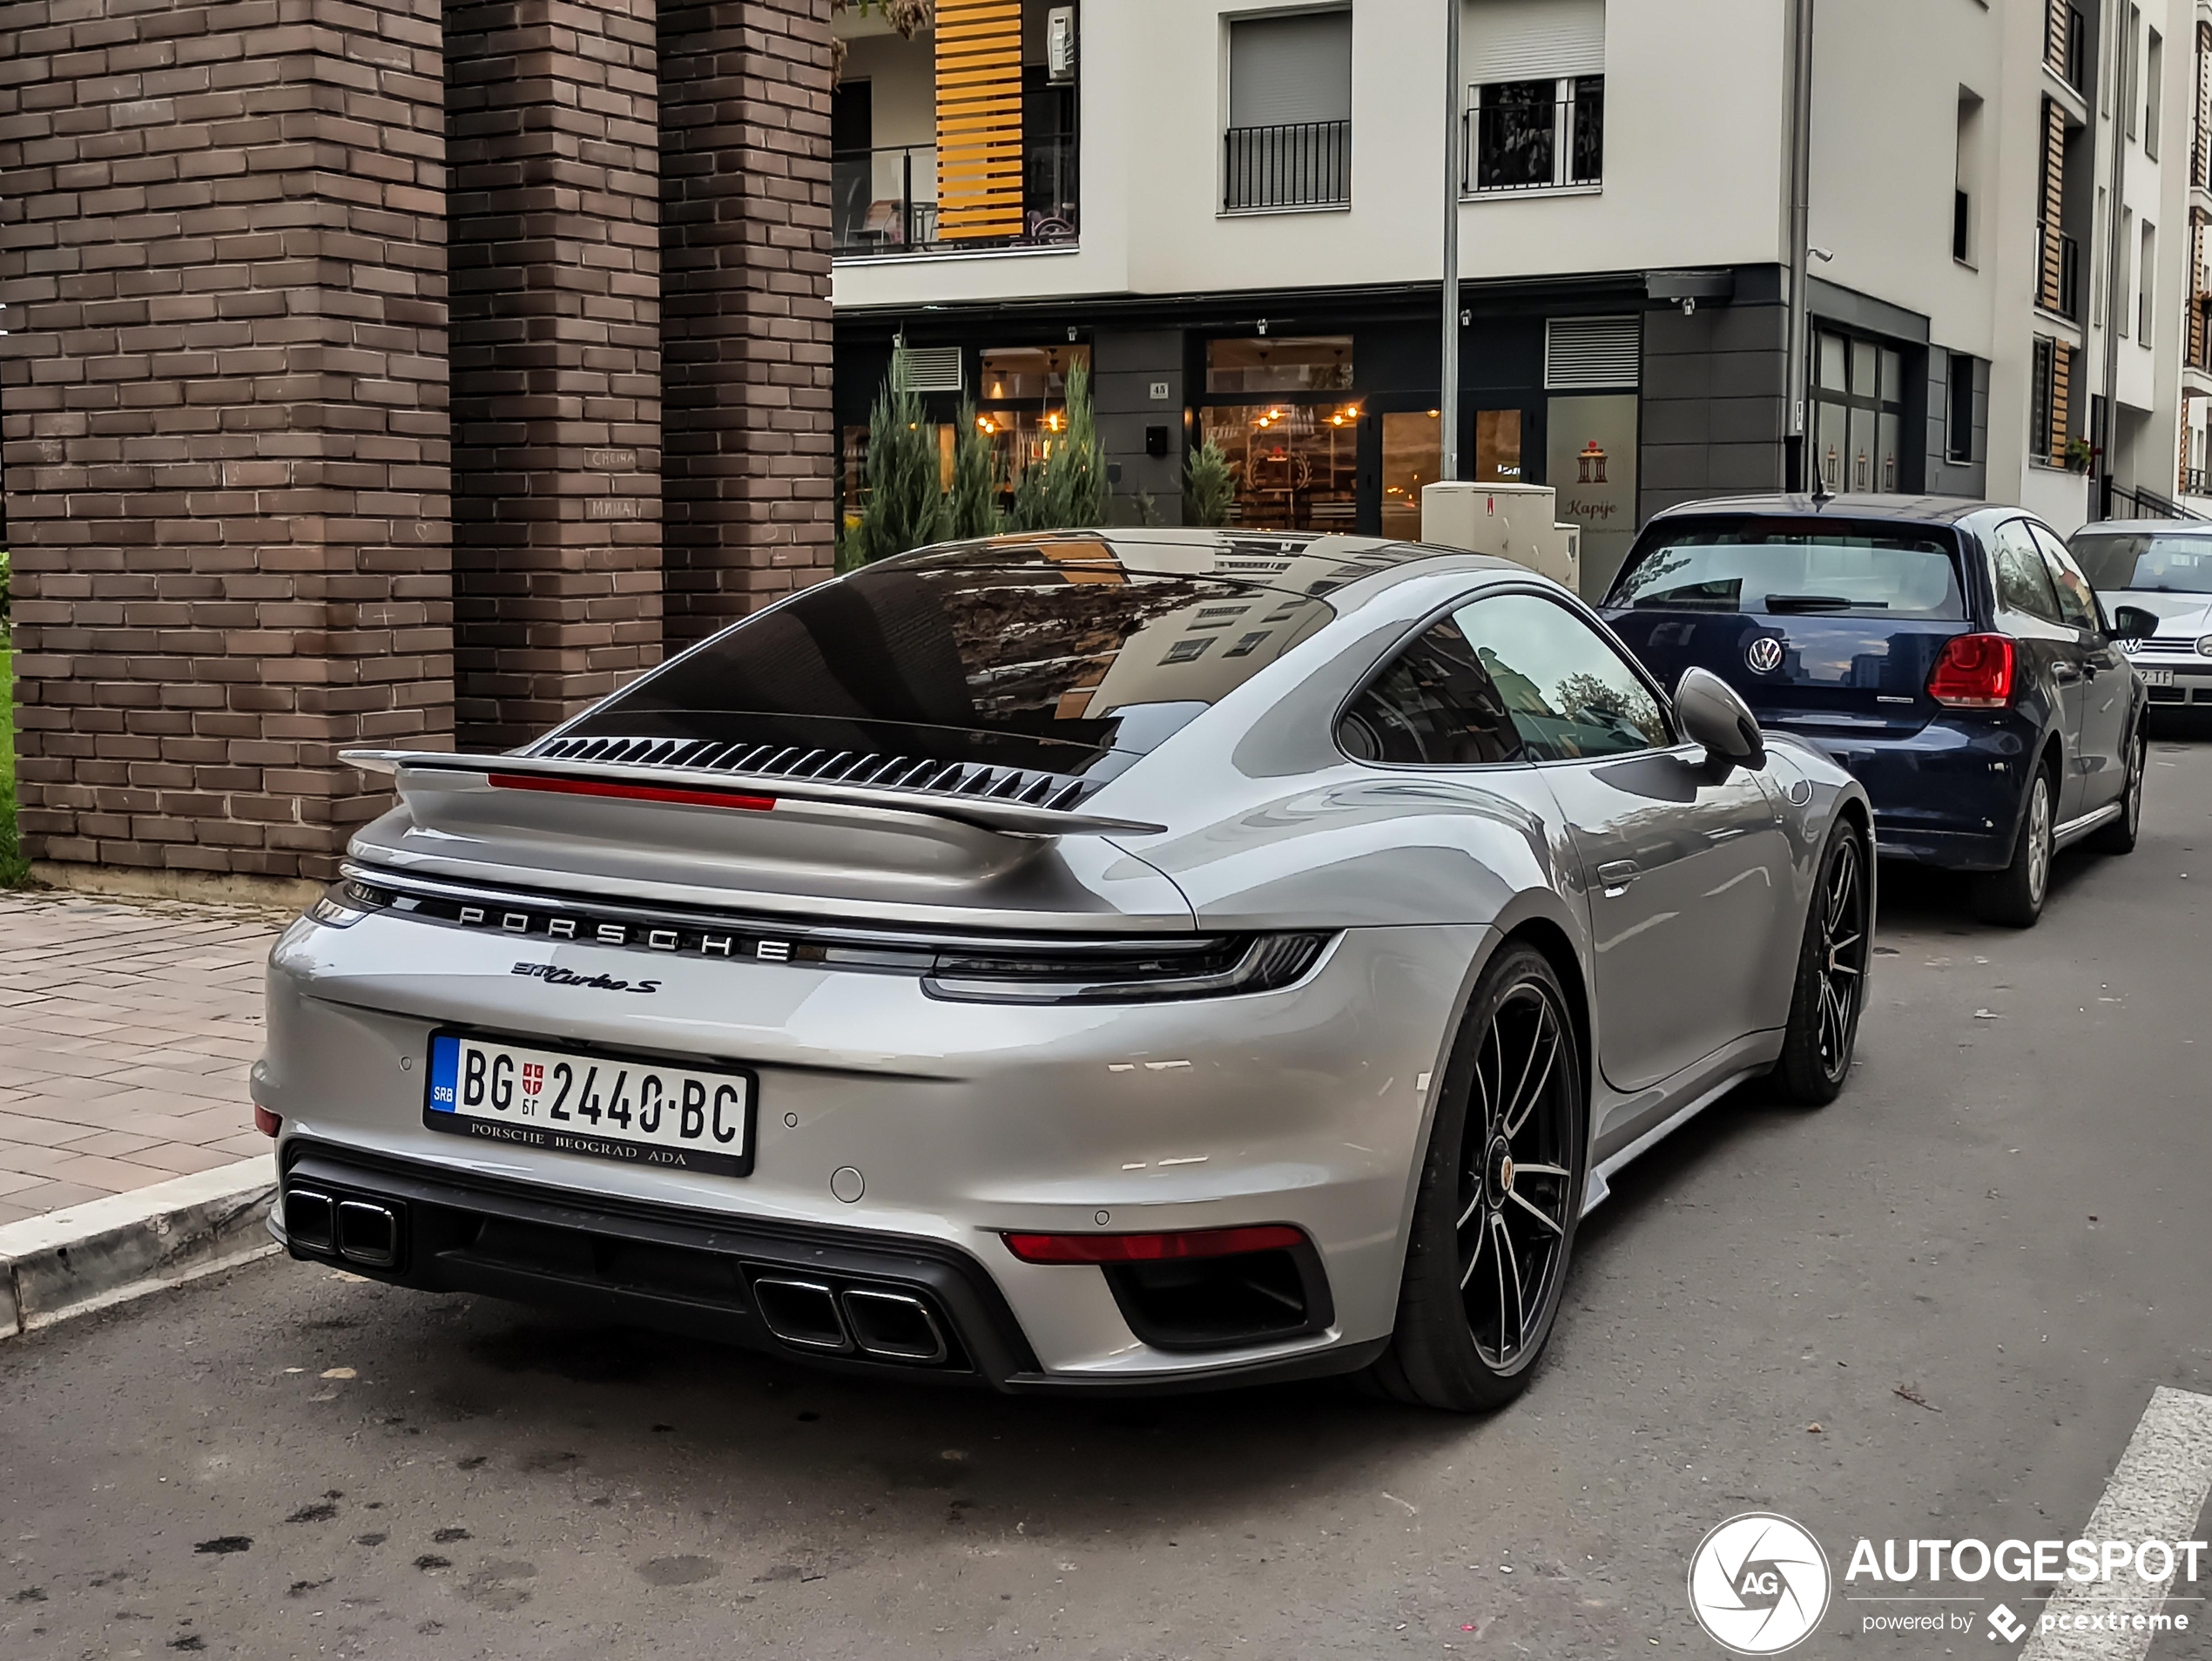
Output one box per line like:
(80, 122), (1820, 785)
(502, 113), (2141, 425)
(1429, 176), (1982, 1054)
(1440, 0), (1461, 481)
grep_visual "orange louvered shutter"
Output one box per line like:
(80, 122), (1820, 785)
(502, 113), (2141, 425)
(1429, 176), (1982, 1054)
(935, 0), (1025, 240)
(2039, 99), (2067, 314)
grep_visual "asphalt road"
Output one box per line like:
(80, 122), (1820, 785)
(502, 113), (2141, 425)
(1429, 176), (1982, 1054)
(7, 738), (2212, 1661)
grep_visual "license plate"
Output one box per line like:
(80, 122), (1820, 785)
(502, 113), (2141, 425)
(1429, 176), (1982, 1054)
(2142, 668), (2176, 686)
(425, 1032), (755, 1177)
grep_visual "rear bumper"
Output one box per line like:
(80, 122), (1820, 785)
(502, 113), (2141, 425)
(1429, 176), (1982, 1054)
(270, 1144), (1386, 1394)
(1773, 716), (2037, 871)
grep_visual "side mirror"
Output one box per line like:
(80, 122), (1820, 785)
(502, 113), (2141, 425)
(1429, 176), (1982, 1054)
(2111, 604), (2161, 642)
(1676, 666), (1767, 772)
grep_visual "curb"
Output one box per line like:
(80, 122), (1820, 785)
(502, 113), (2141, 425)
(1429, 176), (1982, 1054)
(0, 1157), (279, 1339)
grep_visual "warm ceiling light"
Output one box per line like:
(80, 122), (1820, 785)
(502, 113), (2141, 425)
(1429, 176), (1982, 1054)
(1427, 408), (1440, 418)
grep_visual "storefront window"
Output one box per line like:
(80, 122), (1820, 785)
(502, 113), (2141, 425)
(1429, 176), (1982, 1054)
(1201, 402), (1361, 531)
(1380, 410), (1441, 540)
(1476, 409), (1524, 483)
(1206, 336), (1355, 394)
(979, 344), (1089, 402)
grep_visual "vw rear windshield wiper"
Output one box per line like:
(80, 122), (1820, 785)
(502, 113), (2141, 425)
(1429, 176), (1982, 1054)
(1763, 594), (1886, 612)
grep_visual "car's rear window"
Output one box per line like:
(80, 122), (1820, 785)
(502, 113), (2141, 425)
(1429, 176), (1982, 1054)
(2070, 531), (2212, 595)
(1608, 517), (1966, 620)
(558, 541), (1335, 774)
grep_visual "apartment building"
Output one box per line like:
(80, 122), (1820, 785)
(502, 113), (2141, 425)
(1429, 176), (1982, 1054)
(832, 0), (2207, 598)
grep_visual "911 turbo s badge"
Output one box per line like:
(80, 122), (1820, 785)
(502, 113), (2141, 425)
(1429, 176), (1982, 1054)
(1745, 636), (1786, 673)
(509, 962), (662, 995)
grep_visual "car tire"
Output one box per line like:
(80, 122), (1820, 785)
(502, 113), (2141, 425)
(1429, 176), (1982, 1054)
(1972, 766), (2054, 928)
(1770, 821), (1871, 1107)
(2088, 726), (2145, 855)
(1366, 942), (1585, 1413)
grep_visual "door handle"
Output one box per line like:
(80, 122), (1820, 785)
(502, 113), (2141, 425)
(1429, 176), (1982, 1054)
(2052, 663), (2080, 683)
(1596, 860), (1639, 892)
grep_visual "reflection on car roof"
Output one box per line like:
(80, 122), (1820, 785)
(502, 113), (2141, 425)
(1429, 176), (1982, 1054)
(888, 530), (1480, 600)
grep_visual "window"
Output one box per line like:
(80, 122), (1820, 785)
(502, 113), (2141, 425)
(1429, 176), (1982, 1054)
(1990, 521), (2063, 624)
(1199, 402), (1361, 532)
(572, 544), (1337, 773)
(1608, 519), (1966, 621)
(1946, 352), (1977, 463)
(2140, 219), (2156, 345)
(1476, 409), (1523, 482)
(2072, 530), (2212, 593)
(1454, 591), (1669, 760)
(1954, 91), (1981, 265)
(2127, 5), (2141, 139)
(2147, 29), (2163, 158)
(2114, 206), (2132, 338)
(2030, 337), (2058, 464)
(2028, 523), (2100, 630)
(1462, 0), (1605, 193)
(1811, 327), (1910, 493)
(1338, 613), (1523, 766)
(1224, 10), (1352, 211)
(1205, 336), (1352, 394)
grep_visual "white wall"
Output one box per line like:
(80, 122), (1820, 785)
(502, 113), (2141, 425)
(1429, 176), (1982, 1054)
(834, 0), (1791, 313)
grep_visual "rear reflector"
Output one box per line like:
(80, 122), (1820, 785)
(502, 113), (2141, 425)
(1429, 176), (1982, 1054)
(253, 1104), (281, 1138)
(1925, 633), (2017, 708)
(486, 773), (776, 814)
(1002, 1224), (1307, 1265)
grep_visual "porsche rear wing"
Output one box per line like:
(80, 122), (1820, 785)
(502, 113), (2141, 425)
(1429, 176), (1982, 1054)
(340, 750), (1168, 839)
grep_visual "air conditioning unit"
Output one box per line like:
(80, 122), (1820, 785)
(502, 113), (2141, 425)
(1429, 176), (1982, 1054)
(1048, 7), (1076, 82)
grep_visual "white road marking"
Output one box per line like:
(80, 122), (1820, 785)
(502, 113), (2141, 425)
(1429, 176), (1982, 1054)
(2019, 1386), (2212, 1661)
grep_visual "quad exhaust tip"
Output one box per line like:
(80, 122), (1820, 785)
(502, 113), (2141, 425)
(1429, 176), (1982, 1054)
(751, 1277), (951, 1366)
(284, 1187), (400, 1270)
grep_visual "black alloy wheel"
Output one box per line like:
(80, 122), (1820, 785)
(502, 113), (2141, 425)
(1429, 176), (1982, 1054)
(1368, 943), (1584, 1412)
(1773, 825), (1871, 1105)
(1454, 979), (1577, 1370)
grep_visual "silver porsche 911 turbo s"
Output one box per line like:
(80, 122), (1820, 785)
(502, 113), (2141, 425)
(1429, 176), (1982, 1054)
(256, 530), (1872, 1411)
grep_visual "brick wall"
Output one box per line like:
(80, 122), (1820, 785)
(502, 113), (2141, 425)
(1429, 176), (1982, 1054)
(1, 0), (833, 891)
(446, 0), (664, 753)
(0, 0), (455, 889)
(659, 0), (836, 650)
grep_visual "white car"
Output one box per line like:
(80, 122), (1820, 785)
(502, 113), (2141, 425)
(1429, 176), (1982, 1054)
(2070, 519), (2212, 713)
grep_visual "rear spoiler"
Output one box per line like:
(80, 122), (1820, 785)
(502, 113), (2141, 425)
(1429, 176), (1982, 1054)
(339, 750), (1169, 839)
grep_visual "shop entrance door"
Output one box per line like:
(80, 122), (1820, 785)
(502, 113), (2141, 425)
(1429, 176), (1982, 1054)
(1356, 402), (1443, 539)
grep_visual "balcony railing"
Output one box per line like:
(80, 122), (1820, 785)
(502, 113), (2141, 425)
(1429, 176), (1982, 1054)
(832, 138), (1079, 258)
(1462, 79), (1604, 194)
(1223, 120), (1350, 212)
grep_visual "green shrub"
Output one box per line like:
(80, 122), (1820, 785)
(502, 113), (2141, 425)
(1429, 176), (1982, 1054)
(853, 341), (948, 564)
(1184, 436), (1237, 527)
(944, 399), (1004, 539)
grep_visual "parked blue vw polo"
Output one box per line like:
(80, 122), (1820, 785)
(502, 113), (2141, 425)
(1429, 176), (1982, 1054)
(1600, 495), (2156, 927)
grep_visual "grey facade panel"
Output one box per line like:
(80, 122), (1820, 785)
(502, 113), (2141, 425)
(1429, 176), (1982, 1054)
(1094, 329), (1187, 525)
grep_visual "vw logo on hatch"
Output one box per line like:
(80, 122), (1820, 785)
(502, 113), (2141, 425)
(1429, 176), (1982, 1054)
(1744, 635), (1786, 674)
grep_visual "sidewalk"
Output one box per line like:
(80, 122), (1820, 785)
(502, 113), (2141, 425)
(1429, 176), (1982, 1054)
(0, 891), (284, 1225)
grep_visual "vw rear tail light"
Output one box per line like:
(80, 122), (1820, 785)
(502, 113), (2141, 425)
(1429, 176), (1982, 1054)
(1926, 633), (2016, 708)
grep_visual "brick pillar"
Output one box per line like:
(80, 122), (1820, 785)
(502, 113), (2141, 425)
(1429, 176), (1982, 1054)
(659, 0), (836, 649)
(0, 0), (453, 895)
(445, 0), (663, 753)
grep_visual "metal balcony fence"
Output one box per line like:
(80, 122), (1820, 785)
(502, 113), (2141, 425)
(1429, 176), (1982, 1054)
(1222, 119), (1351, 212)
(832, 136), (1079, 257)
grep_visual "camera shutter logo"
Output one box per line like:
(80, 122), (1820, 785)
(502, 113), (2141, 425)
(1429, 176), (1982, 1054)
(1746, 635), (1786, 674)
(1687, 1513), (1831, 1655)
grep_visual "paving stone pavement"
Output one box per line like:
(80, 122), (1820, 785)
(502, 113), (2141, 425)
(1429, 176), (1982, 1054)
(0, 890), (286, 1225)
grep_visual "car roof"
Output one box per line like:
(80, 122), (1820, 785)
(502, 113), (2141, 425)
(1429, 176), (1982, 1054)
(2074, 519), (2212, 535)
(891, 530), (1521, 611)
(1646, 493), (1998, 527)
